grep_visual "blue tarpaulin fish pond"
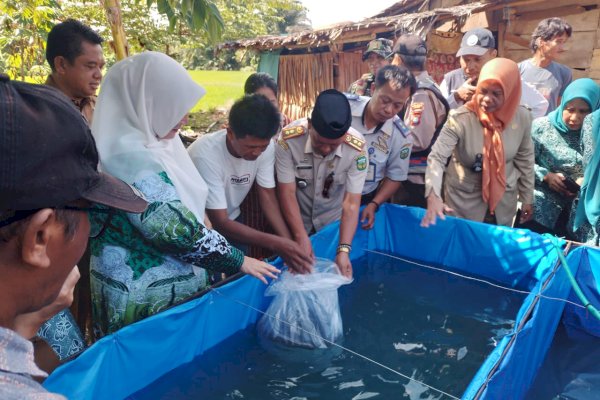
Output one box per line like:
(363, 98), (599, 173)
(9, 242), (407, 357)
(44, 205), (600, 399)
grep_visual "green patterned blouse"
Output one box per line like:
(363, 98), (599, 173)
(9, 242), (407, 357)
(90, 170), (244, 337)
(531, 117), (590, 229)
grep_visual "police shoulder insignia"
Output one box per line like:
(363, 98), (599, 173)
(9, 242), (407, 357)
(344, 133), (365, 151)
(282, 125), (306, 140)
(393, 118), (412, 138)
(355, 154), (367, 171)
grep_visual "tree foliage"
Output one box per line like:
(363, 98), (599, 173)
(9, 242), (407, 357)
(0, 0), (310, 80)
(0, 0), (60, 81)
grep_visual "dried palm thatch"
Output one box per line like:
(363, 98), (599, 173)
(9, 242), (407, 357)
(219, 2), (491, 52)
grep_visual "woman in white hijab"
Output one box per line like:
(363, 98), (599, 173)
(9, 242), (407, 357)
(90, 51), (279, 337)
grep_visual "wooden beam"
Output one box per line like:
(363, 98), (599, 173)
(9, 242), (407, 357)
(515, 5), (586, 21)
(498, 22), (507, 57)
(505, 33), (529, 49)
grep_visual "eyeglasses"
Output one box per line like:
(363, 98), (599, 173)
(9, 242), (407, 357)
(322, 172), (335, 198)
(58, 205), (114, 239)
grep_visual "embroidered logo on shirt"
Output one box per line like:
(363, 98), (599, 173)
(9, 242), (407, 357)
(400, 143), (411, 159)
(230, 174), (251, 185)
(356, 155), (367, 171)
(371, 132), (391, 154)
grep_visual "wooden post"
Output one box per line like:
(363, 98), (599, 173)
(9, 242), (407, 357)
(101, 0), (129, 60)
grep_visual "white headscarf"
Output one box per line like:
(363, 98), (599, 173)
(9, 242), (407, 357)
(92, 51), (208, 221)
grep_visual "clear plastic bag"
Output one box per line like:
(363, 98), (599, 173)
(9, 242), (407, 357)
(257, 258), (352, 349)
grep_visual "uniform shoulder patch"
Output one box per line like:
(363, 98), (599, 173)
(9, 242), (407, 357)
(281, 125), (306, 140)
(393, 118), (412, 138)
(344, 133), (365, 151)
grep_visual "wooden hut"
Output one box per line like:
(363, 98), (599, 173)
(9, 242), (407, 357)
(221, 0), (600, 121)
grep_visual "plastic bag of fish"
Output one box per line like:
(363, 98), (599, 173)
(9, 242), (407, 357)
(257, 258), (352, 349)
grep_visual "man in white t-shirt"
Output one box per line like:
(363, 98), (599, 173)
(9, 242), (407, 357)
(188, 95), (312, 273)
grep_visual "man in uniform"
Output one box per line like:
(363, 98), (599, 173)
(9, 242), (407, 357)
(347, 65), (416, 229)
(440, 28), (548, 118)
(348, 38), (393, 97)
(391, 34), (449, 208)
(276, 89), (368, 277)
(188, 95), (312, 274)
(45, 19), (105, 125)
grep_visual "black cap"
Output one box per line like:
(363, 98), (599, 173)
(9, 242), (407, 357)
(0, 75), (147, 219)
(393, 34), (427, 57)
(310, 89), (351, 139)
(457, 28), (496, 57)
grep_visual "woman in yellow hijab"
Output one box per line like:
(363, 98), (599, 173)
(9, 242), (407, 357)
(422, 58), (535, 227)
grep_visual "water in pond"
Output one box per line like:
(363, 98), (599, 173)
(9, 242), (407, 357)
(128, 253), (526, 400)
(526, 323), (600, 399)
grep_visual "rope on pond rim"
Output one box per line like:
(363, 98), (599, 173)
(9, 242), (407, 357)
(364, 249), (588, 310)
(209, 286), (461, 400)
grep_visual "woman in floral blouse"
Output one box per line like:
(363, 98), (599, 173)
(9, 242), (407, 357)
(89, 52), (279, 337)
(527, 78), (600, 237)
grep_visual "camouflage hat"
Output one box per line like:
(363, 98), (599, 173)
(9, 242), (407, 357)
(362, 38), (394, 61)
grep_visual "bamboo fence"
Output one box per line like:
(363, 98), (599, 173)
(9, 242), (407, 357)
(278, 53), (335, 121)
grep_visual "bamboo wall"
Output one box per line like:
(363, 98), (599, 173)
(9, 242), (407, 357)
(336, 52), (365, 93)
(277, 51), (363, 122)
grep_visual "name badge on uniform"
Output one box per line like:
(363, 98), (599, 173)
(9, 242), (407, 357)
(296, 164), (313, 170)
(366, 162), (376, 182)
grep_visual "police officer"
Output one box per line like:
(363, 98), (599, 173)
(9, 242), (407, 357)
(347, 65), (416, 230)
(392, 34), (449, 208)
(348, 38), (393, 97)
(276, 89), (368, 277)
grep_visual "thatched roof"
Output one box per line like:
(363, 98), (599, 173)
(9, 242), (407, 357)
(219, 1), (492, 52)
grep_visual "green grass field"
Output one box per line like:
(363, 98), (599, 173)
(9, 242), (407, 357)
(188, 70), (252, 112)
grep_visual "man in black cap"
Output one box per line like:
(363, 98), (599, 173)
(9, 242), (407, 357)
(348, 38), (393, 97)
(0, 76), (146, 399)
(391, 34), (449, 208)
(275, 89), (368, 277)
(440, 28), (548, 117)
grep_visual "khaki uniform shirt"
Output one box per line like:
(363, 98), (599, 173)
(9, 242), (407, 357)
(45, 75), (96, 125)
(425, 106), (534, 226)
(275, 118), (368, 233)
(348, 95), (412, 195)
(404, 71), (448, 184)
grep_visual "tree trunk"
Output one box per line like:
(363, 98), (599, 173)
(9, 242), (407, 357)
(101, 0), (129, 60)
